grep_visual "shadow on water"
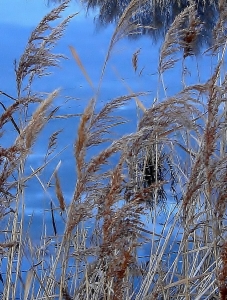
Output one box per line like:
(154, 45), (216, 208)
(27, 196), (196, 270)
(48, 0), (219, 54)
(1, 0), (226, 298)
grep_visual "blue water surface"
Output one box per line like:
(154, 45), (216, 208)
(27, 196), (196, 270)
(0, 1), (219, 298)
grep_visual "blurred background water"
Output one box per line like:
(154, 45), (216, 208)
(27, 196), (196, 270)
(0, 0), (219, 241)
(0, 2), (222, 294)
(2, 0), (223, 234)
(1, 0), (158, 222)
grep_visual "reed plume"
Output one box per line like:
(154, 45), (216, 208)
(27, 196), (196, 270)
(1, 0), (227, 299)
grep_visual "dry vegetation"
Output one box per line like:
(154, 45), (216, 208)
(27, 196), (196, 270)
(0, 0), (227, 299)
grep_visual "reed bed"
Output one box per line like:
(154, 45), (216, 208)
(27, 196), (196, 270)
(0, 0), (227, 299)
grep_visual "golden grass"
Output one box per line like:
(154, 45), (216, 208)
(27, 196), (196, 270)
(0, 0), (227, 299)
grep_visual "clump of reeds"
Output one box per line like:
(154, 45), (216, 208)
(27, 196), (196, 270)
(218, 241), (227, 299)
(0, 1), (76, 299)
(1, 0), (227, 299)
